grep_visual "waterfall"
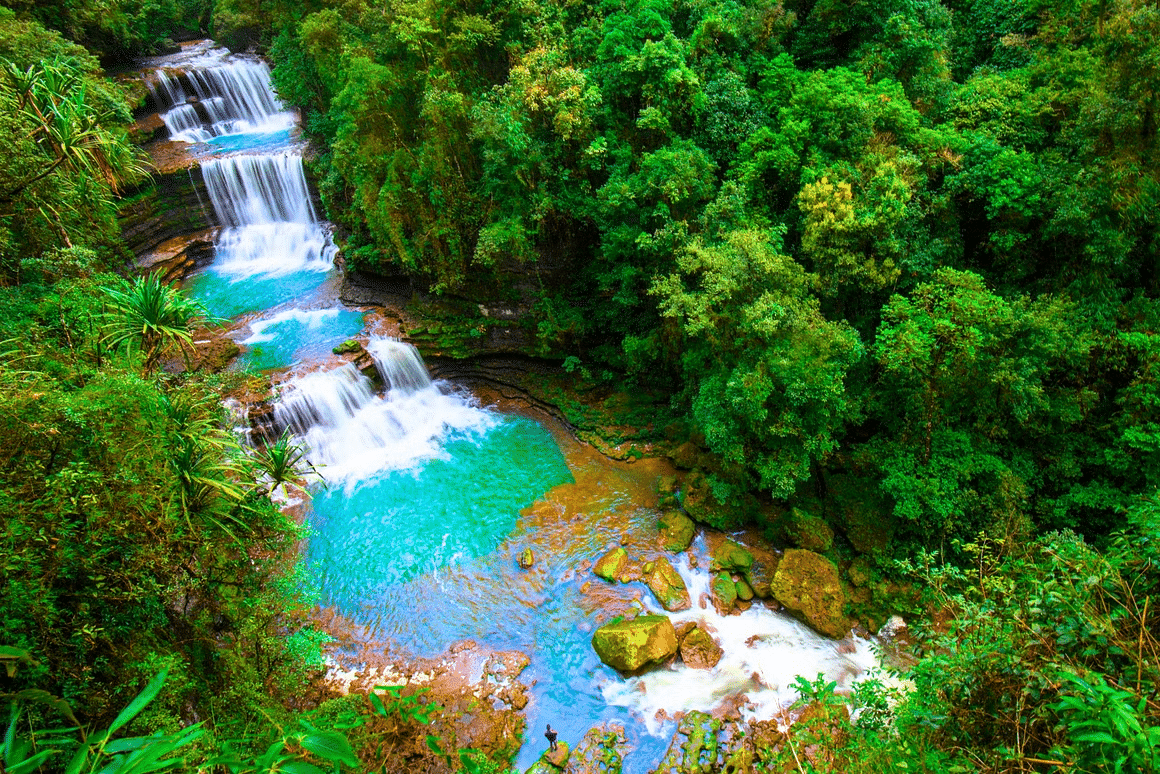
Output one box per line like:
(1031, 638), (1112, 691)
(272, 340), (496, 488)
(366, 338), (434, 394)
(145, 44), (295, 142)
(200, 153), (335, 277)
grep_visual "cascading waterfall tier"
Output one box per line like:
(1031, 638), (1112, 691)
(273, 339), (496, 487)
(144, 42), (295, 142)
(201, 153), (335, 276)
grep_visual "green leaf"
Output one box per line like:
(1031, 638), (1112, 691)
(280, 761), (326, 774)
(299, 731), (359, 769)
(9, 749), (58, 774)
(1074, 731), (1121, 745)
(108, 669), (168, 735)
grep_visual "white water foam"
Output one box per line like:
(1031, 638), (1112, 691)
(273, 339), (497, 488)
(601, 549), (886, 736)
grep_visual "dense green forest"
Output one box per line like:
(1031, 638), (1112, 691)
(1, 0), (1158, 771)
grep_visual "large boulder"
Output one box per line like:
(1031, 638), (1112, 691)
(657, 509), (695, 552)
(592, 615), (678, 672)
(679, 625), (723, 669)
(593, 547), (629, 582)
(771, 549), (852, 639)
(710, 540), (754, 573)
(643, 557), (691, 612)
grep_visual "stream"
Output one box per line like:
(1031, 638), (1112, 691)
(138, 40), (885, 774)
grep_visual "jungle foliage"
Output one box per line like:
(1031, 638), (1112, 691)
(260, 0), (1160, 555)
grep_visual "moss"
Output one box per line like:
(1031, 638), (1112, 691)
(771, 549), (851, 639)
(787, 507), (834, 553)
(657, 509), (695, 553)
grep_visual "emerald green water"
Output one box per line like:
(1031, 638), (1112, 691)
(303, 414), (573, 617)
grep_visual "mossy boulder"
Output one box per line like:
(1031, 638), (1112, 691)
(679, 625), (723, 669)
(787, 507), (834, 553)
(643, 557), (691, 612)
(848, 556), (873, 587)
(742, 545), (780, 598)
(710, 571), (739, 614)
(669, 441), (701, 470)
(710, 540), (754, 573)
(735, 578), (755, 601)
(332, 338), (362, 355)
(657, 509), (695, 552)
(517, 547), (535, 569)
(771, 549), (852, 639)
(592, 615), (678, 672)
(593, 547), (628, 582)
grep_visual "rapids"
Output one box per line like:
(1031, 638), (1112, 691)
(139, 40), (890, 774)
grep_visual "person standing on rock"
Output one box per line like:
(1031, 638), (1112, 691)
(545, 723), (558, 751)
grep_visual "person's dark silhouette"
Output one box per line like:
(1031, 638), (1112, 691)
(545, 723), (558, 751)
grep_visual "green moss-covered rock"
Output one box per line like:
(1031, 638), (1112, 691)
(710, 540), (754, 573)
(848, 556), (873, 587)
(657, 475), (681, 509)
(643, 557), (691, 612)
(657, 509), (695, 553)
(710, 571), (738, 614)
(332, 338), (362, 355)
(655, 710), (721, 773)
(742, 545), (780, 598)
(517, 547), (535, 569)
(679, 625), (723, 669)
(787, 507), (834, 553)
(562, 725), (627, 774)
(669, 441), (701, 470)
(735, 578), (754, 601)
(771, 549), (852, 639)
(593, 547), (628, 582)
(591, 615), (678, 672)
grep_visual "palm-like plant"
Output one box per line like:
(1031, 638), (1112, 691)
(254, 428), (320, 495)
(103, 273), (208, 374)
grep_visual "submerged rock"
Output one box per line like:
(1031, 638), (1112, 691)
(593, 547), (629, 582)
(657, 509), (695, 552)
(591, 615), (678, 672)
(679, 625), (723, 669)
(771, 549), (852, 639)
(643, 557), (691, 612)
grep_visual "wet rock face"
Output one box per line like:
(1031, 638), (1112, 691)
(657, 509), (695, 552)
(591, 615), (678, 673)
(742, 545), (780, 599)
(593, 547), (629, 582)
(679, 625), (723, 669)
(710, 540), (754, 573)
(643, 557), (691, 612)
(771, 549), (852, 639)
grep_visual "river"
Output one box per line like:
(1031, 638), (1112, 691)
(135, 40), (885, 774)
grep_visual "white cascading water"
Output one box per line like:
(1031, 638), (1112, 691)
(602, 546), (888, 736)
(201, 153), (336, 277)
(145, 44), (295, 142)
(273, 339), (496, 488)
